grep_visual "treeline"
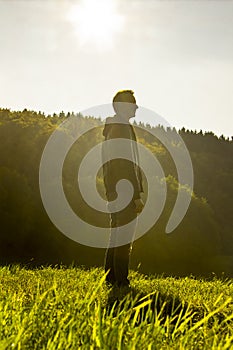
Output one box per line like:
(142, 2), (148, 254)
(0, 108), (232, 277)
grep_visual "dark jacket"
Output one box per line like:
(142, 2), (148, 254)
(102, 115), (143, 201)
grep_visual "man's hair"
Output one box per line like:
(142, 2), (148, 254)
(113, 90), (136, 104)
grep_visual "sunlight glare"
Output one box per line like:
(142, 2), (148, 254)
(67, 0), (125, 50)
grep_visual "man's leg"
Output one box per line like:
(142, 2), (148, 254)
(104, 212), (117, 285)
(104, 247), (115, 284)
(113, 243), (132, 286)
(113, 203), (137, 287)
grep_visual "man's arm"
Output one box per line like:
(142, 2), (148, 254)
(106, 123), (144, 213)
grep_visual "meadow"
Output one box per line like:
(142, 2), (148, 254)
(0, 266), (233, 349)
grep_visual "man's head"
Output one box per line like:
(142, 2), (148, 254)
(113, 90), (138, 120)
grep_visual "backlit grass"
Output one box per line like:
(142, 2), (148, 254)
(0, 265), (233, 349)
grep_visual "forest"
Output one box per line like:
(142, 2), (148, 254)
(0, 108), (232, 277)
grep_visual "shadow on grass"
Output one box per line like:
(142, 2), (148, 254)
(105, 285), (193, 326)
(105, 285), (227, 329)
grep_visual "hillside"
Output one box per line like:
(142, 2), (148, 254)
(0, 108), (232, 277)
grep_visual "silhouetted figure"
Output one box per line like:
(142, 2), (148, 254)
(102, 90), (144, 287)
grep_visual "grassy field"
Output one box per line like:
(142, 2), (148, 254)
(0, 266), (233, 349)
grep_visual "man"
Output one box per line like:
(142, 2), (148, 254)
(102, 90), (144, 287)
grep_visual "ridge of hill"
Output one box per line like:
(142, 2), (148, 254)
(0, 108), (232, 277)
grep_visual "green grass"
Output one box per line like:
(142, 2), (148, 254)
(0, 266), (233, 349)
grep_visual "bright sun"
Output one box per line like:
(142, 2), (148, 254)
(67, 0), (124, 50)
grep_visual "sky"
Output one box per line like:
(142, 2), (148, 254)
(0, 0), (232, 137)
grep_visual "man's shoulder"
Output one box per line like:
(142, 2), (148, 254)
(103, 116), (124, 138)
(105, 115), (119, 124)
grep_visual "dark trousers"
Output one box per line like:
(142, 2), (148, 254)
(104, 201), (137, 286)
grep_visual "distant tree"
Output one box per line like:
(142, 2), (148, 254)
(0, 108), (232, 275)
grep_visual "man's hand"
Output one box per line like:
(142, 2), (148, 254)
(134, 198), (144, 214)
